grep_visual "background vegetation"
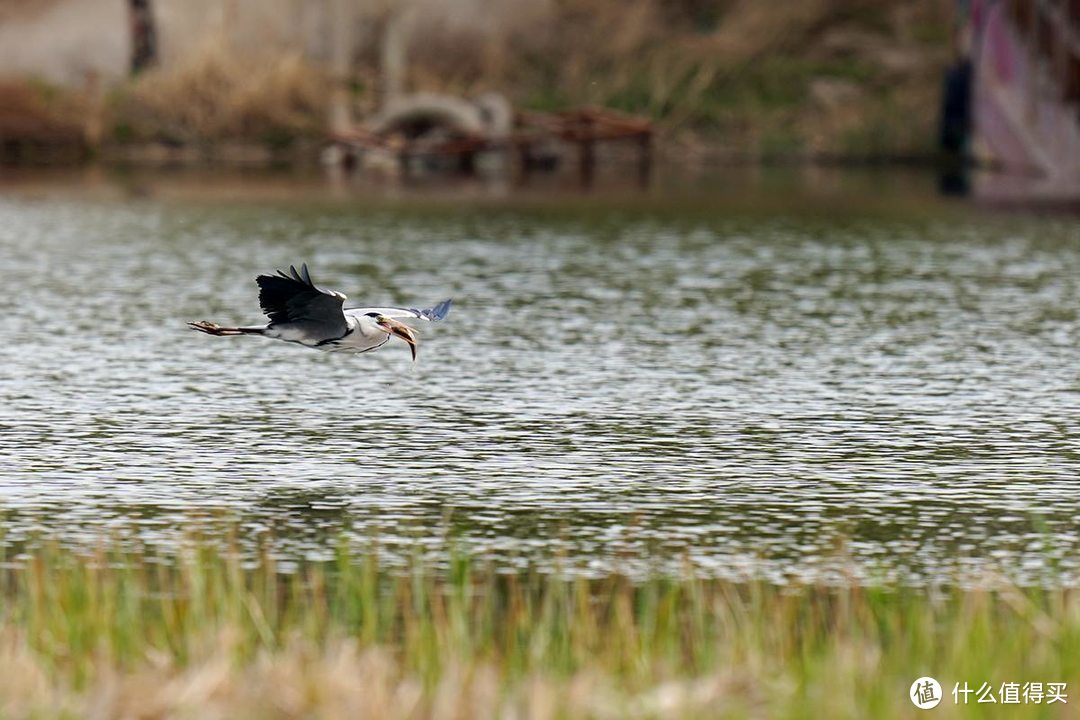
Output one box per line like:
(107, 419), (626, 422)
(0, 0), (952, 163)
(407, 0), (951, 159)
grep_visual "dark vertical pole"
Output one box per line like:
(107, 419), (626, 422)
(579, 115), (595, 188)
(515, 141), (532, 186)
(129, 0), (158, 74)
(460, 149), (476, 176)
(637, 129), (652, 188)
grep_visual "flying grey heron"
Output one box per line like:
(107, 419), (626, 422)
(188, 264), (451, 360)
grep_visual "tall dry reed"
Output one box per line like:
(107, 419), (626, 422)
(113, 36), (329, 146)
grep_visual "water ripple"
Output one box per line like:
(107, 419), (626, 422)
(1, 198), (1078, 584)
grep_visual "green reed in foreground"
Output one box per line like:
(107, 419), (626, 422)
(0, 540), (1076, 719)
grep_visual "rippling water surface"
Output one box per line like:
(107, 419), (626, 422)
(2, 188), (1079, 584)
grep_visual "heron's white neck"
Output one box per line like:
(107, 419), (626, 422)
(350, 314), (388, 338)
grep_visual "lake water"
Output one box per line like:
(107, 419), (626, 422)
(2, 173), (1079, 585)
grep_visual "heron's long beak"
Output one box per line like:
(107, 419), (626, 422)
(378, 317), (418, 361)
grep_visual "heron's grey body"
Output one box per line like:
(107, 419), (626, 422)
(189, 264), (451, 359)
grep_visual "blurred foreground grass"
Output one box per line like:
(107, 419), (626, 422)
(0, 539), (1076, 719)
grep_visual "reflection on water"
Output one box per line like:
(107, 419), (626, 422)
(1, 188), (1079, 585)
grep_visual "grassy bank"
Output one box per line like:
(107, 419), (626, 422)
(0, 0), (950, 164)
(0, 539), (1075, 718)
(467, 0), (951, 159)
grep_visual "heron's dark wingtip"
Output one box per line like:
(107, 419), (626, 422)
(279, 263), (315, 287)
(267, 264), (317, 288)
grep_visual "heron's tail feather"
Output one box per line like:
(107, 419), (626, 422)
(188, 321), (265, 337)
(422, 299), (452, 321)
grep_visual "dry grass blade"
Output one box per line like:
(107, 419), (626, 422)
(116, 36), (329, 145)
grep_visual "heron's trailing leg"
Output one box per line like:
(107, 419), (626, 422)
(187, 321), (264, 337)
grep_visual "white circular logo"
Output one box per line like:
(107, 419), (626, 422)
(910, 677), (942, 709)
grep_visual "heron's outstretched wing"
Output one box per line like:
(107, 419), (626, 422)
(256, 264), (349, 342)
(345, 299), (452, 322)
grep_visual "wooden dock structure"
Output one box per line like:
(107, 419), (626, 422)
(328, 102), (653, 187)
